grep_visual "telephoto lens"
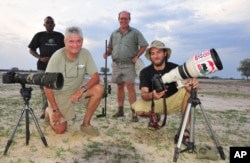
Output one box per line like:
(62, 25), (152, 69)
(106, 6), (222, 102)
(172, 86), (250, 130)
(2, 67), (64, 89)
(161, 48), (223, 84)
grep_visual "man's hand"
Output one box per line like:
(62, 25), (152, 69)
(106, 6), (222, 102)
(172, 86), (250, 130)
(52, 110), (63, 126)
(103, 52), (109, 59)
(184, 78), (199, 92)
(71, 87), (86, 103)
(152, 89), (167, 99)
(131, 55), (139, 63)
(39, 56), (50, 63)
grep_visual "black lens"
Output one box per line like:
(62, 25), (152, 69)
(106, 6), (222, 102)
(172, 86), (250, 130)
(178, 64), (192, 79)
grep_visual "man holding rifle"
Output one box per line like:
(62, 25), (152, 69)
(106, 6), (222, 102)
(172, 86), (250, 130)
(103, 10), (148, 121)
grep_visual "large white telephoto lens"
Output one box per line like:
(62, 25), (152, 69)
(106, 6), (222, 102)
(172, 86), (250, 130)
(162, 48), (223, 83)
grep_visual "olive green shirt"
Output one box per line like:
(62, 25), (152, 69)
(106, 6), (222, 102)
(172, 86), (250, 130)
(108, 26), (148, 63)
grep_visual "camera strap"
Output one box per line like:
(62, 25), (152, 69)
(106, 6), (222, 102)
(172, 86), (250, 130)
(149, 95), (167, 129)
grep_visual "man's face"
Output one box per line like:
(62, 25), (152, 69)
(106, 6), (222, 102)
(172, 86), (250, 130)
(150, 47), (166, 66)
(118, 12), (130, 28)
(44, 18), (55, 33)
(64, 34), (83, 56)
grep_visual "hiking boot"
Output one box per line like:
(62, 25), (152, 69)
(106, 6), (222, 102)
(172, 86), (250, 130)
(80, 125), (100, 137)
(112, 106), (124, 118)
(112, 111), (124, 118)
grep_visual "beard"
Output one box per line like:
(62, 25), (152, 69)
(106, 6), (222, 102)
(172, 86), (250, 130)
(153, 58), (165, 67)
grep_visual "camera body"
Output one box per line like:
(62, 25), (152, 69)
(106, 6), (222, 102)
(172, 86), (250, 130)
(2, 67), (26, 84)
(152, 74), (167, 93)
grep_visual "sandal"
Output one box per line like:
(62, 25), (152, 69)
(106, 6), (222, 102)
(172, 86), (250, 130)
(148, 113), (161, 129)
(174, 129), (190, 146)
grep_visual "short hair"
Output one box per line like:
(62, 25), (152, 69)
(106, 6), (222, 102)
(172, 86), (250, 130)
(64, 26), (83, 40)
(118, 11), (131, 19)
(44, 16), (54, 23)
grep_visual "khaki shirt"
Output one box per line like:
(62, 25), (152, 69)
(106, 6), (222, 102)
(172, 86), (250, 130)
(45, 47), (98, 94)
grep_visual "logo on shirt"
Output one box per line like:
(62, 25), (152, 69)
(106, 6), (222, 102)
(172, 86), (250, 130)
(77, 64), (85, 69)
(45, 38), (58, 46)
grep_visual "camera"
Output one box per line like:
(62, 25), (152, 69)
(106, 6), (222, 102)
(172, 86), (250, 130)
(2, 67), (64, 89)
(161, 48), (223, 84)
(152, 74), (167, 92)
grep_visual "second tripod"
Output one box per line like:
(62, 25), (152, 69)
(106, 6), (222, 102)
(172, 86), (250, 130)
(173, 86), (225, 162)
(4, 84), (48, 155)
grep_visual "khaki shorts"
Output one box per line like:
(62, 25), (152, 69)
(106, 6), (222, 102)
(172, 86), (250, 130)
(131, 88), (186, 115)
(48, 92), (88, 123)
(111, 62), (136, 83)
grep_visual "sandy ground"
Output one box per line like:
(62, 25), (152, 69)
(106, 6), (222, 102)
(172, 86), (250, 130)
(0, 73), (250, 163)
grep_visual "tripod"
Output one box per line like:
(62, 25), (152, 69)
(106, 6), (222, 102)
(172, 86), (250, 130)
(4, 83), (48, 155)
(173, 86), (225, 162)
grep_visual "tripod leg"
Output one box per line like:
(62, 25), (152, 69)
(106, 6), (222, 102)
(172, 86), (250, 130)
(173, 103), (192, 162)
(198, 103), (226, 160)
(187, 105), (195, 153)
(28, 107), (48, 147)
(25, 107), (30, 145)
(4, 109), (25, 155)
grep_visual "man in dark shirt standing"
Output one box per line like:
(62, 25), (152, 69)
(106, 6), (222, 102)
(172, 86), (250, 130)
(28, 16), (64, 118)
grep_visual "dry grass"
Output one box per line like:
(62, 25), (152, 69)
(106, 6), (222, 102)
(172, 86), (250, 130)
(0, 73), (250, 163)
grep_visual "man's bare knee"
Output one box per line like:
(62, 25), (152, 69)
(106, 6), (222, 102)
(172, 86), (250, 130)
(51, 122), (67, 134)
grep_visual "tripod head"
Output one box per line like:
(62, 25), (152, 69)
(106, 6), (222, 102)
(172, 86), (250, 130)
(190, 84), (198, 99)
(20, 83), (33, 105)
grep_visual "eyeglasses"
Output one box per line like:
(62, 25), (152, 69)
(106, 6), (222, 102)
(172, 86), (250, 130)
(119, 18), (129, 21)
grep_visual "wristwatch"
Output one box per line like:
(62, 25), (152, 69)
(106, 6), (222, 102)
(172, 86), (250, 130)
(81, 86), (88, 92)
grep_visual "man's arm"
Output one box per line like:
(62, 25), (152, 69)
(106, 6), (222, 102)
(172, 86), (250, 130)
(43, 87), (59, 112)
(82, 72), (100, 90)
(29, 48), (41, 59)
(71, 72), (101, 103)
(136, 45), (147, 58)
(132, 45), (148, 63)
(29, 48), (50, 63)
(103, 48), (112, 59)
(140, 87), (152, 101)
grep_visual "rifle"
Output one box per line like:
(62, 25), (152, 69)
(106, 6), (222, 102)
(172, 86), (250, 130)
(96, 40), (111, 117)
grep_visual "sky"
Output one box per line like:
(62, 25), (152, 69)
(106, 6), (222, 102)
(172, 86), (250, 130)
(0, 0), (249, 79)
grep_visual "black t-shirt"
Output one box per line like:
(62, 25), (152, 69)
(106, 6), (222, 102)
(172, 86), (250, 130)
(139, 61), (179, 98)
(28, 31), (65, 70)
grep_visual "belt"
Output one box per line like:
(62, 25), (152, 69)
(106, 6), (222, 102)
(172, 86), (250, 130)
(113, 61), (132, 64)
